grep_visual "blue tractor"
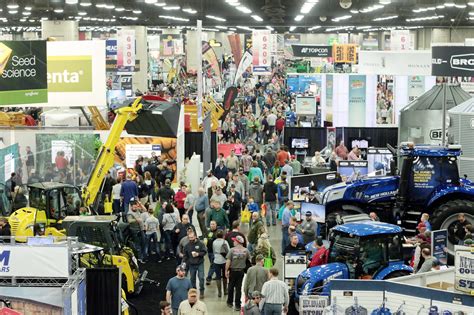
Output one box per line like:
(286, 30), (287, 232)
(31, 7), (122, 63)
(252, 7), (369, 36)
(322, 143), (474, 251)
(295, 221), (412, 298)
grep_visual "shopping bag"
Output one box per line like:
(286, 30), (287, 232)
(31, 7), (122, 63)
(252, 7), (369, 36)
(104, 195), (112, 214)
(241, 208), (251, 223)
(264, 249), (273, 269)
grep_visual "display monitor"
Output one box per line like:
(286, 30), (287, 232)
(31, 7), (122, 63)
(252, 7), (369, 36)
(367, 148), (393, 176)
(290, 172), (338, 201)
(300, 202), (326, 223)
(291, 138), (309, 149)
(338, 160), (369, 182)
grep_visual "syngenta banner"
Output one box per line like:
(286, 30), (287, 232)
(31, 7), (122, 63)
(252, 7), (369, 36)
(0, 40), (48, 105)
(47, 56), (93, 92)
(432, 45), (474, 76)
(18, 40), (105, 107)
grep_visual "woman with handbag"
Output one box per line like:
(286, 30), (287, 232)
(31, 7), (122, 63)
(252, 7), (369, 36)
(212, 229), (230, 297)
(251, 233), (276, 268)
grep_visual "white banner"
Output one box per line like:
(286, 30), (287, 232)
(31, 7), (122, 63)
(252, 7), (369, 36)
(295, 96), (317, 115)
(233, 51), (253, 85)
(0, 246), (70, 277)
(117, 29), (136, 68)
(125, 144), (162, 168)
(390, 30), (410, 51)
(358, 51), (432, 76)
(19, 41), (106, 107)
(455, 246), (474, 294)
(252, 30), (271, 75)
(299, 296), (328, 315)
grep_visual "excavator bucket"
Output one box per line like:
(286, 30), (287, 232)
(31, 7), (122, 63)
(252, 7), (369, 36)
(125, 97), (180, 138)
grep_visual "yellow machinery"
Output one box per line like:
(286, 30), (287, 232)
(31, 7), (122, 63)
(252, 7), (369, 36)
(184, 95), (224, 131)
(8, 95), (176, 296)
(0, 111), (26, 127)
(88, 106), (110, 130)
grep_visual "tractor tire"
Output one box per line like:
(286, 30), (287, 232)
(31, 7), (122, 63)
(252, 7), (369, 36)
(431, 199), (474, 255)
(383, 270), (411, 280)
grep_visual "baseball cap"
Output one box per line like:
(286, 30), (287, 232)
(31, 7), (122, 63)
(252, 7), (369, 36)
(251, 291), (264, 298)
(305, 211), (312, 216)
(176, 263), (186, 272)
(232, 235), (245, 244)
(129, 197), (138, 204)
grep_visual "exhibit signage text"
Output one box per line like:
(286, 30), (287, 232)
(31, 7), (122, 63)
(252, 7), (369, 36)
(292, 45), (332, 58)
(432, 46), (474, 76)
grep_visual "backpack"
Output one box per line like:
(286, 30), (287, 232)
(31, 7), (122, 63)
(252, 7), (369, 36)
(220, 241), (229, 256)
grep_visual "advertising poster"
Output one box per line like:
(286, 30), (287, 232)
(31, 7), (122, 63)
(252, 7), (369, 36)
(227, 33), (243, 66)
(431, 229), (448, 265)
(105, 39), (117, 58)
(326, 75), (334, 123)
(125, 144), (161, 168)
(117, 29), (135, 69)
(286, 74), (299, 92)
(454, 247), (474, 294)
(299, 296), (329, 315)
(299, 75), (322, 95)
(376, 75), (395, 125)
(51, 140), (75, 164)
(4, 153), (14, 182)
(390, 30), (410, 51)
(284, 34), (300, 58)
(333, 44), (357, 63)
(0, 40), (48, 105)
(327, 127), (336, 150)
(295, 96), (317, 115)
(358, 51), (432, 76)
(367, 148), (393, 175)
(432, 46), (474, 77)
(202, 41), (222, 87)
(290, 172), (337, 201)
(252, 30), (271, 75)
(348, 75), (367, 127)
(233, 51), (252, 85)
(339, 161), (368, 182)
(408, 76), (425, 102)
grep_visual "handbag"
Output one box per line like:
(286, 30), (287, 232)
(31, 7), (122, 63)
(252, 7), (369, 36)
(104, 195), (113, 214)
(264, 248), (273, 269)
(220, 241), (229, 256)
(241, 207), (251, 223)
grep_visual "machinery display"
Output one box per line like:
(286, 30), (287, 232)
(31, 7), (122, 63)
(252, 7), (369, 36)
(295, 221), (412, 299)
(6, 95), (179, 295)
(321, 143), (474, 250)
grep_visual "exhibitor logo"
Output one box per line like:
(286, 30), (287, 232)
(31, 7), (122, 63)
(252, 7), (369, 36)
(450, 53), (474, 72)
(47, 55), (93, 93)
(0, 250), (11, 273)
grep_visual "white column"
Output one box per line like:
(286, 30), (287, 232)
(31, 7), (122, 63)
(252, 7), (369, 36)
(41, 20), (78, 41)
(120, 26), (148, 92)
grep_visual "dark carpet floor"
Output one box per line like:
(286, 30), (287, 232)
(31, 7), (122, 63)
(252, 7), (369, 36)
(127, 254), (176, 315)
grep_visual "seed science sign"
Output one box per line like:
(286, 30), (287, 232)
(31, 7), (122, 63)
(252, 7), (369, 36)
(0, 40), (48, 105)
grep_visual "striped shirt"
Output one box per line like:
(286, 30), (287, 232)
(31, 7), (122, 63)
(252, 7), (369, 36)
(261, 278), (289, 306)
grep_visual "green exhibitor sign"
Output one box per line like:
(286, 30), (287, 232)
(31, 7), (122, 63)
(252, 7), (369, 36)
(0, 40), (48, 105)
(47, 56), (93, 92)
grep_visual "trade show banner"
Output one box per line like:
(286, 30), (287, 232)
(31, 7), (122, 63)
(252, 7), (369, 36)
(332, 44), (357, 63)
(0, 245), (69, 277)
(390, 29), (410, 51)
(455, 246), (474, 294)
(358, 51), (432, 76)
(252, 30), (271, 75)
(20, 41), (106, 107)
(105, 39), (117, 58)
(117, 29), (136, 70)
(299, 296), (328, 315)
(233, 51), (252, 85)
(291, 45), (332, 58)
(348, 75), (366, 126)
(124, 144), (161, 168)
(408, 76), (425, 102)
(202, 41), (222, 87)
(326, 75), (334, 123)
(432, 45), (474, 76)
(0, 143), (19, 184)
(295, 96), (317, 115)
(0, 40), (48, 105)
(227, 33), (243, 66)
(431, 229), (448, 265)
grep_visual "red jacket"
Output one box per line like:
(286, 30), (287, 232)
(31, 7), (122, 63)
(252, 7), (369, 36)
(174, 190), (186, 209)
(309, 246), (328, 268)
(275, 118), (285, 132)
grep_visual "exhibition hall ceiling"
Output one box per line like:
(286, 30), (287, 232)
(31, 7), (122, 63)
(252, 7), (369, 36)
(1, 0), (474, 32)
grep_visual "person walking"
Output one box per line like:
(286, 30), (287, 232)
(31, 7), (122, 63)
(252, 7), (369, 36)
(144, 207), (162, 263)
(126, 198), (146, 263)
(263, 174), (278, 227)
(248, 177), (264, 208)
(226, 235), (251, 311)
(112, 177), (123, 213)
(182, 231), (207, 298)
(177, 288), (208, 315)
(225, 220), (248, 249)
(194, 188), (209, 238)
(243, 291), (264, 315)
(162, 203), (181, 259)
(252, 233), (276, 267)
(244, 254), (269, 299)
(166, 264), (192, 315)
(205, 221), (218, 285)
(280, 201), (294, 254)
(184, 187), (195, 225)
(120, 174), (138, 213)
(212, 229), (230, 297)
(248, 212), (265, 254)
(261, 268), (289, 315)
(206, 199), (230, 231)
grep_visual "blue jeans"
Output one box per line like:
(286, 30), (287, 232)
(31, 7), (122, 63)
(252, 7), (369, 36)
(207, 253), (215, 280)
(112, 199), (122, 214)
(264, 303), (282, 315)
(281, 226), (289, 255)
(130, 229), (144, 260)
(163, 230), (174, 257)
(265, 201), (276, 225)
(189, 263), (205, 292)
(144, 232), (161, 261)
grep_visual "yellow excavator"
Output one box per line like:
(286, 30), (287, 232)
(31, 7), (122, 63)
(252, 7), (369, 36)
(7, 95), (179, 296)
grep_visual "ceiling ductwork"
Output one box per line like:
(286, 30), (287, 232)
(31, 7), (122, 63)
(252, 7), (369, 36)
(261, 0), (286, 24)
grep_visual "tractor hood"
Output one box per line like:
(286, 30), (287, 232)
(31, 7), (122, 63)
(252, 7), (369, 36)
(296, 262), (348, 296)
(322, 176), (399, 205)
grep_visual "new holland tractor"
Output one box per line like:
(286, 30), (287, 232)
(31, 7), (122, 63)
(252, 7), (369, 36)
(6, 95), (179, 295)
(322, 143), (474, 252)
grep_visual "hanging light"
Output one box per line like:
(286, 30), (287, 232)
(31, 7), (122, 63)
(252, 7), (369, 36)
(7, 0), (19, 9)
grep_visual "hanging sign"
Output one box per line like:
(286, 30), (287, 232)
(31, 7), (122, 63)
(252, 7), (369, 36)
(348, 75), (366, 126)
(117, 29), (135, 69)
(332, 44), (357, 63)
(390, 30), (410, 51)
(431, 229), (448, 265)
(252, 30), (271, 75)
(432, 45), (474, 76)
(292, 45), (332, 58)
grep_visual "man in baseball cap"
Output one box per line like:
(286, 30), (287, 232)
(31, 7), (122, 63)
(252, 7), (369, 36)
(243, 291), (264, 315)
(226, 234), (250, 311)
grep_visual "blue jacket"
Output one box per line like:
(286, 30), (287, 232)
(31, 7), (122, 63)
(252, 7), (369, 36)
(120, 180), (138, 203)
(214, 165), (228, 180)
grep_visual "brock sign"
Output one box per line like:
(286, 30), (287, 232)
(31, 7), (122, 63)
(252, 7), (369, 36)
(432, 46), (474, 76)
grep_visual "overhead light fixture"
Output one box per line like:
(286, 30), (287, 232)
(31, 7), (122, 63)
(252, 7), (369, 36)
(266, 25), (274, 31)
(295, 15), (304, 21)
(163, 6), (181, 10)
(80, 0), (92, 7)
(469, 1), (474, 7)
(332, 15), (352, 22)
(216, 25), (228, 29)
(289, 26), (297, 32)
(455, 4), (467, 8)
(251, 15), (263, 21)
(227, 1), (241, 7)
(308, 25), (321, 31)
(159, 15), (190, 22)
(66, 0), (79, 4)
(53, 8), (64, 13)
(406, 15), (444, 22)
(236, 6), (252, 14)
(78, 11), (87, 16)
(373, 15), (398, 21)
(115, 6), (125, 11)
(96, 1), (106, 8)
(8, 10), (18, 14)
(206, 15), (226, 21)
(379, 0), (391, 4)
(444, 1), (455, 7)
(22, 11), (31, 16)
(154, 1), (167, 6)
(183, 8), (197, 14)
(7, 0), (19, 9)
(145, 0), (158, 3)
(350, 9), (359, 14)
(133, 9), (142, 14)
